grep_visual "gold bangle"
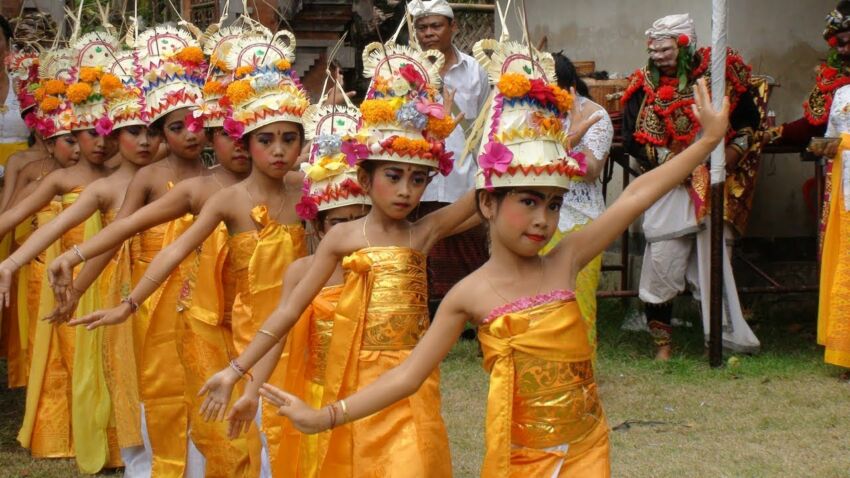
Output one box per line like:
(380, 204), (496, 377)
(143, 274), (163, 287)
(258, 328), (282, 342)
(72, 245), (86, 262)
(339, 399), (350, 425)
(6, 255), (21, 269)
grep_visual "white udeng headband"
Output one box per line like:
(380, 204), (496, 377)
(407, 0), (454, 19)
(645, 13), (697, 46)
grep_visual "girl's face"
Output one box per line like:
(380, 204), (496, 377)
(315, 204), (371, 239)
(162, 108), (205, 160)
(210, 128), (251, 174)
(480, 187), (563, 257)
(74, 129), (107, 164)
(47, 134), (80, 167)
(358, 161), (431, 220)
(247, 122), (302, 179)
(116, 125), (163, 166)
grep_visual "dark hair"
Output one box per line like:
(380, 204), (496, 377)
(475, 188), (509, 218)
(840, 0), (850, 16)
(553, 52), (590, 100)
(0, 15), (12, 44)
(149, 115), (166, 135)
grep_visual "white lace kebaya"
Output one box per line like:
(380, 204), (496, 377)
(559, 96), (614, 232)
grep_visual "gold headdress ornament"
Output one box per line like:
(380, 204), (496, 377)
(470, 0), (584, 191)
(98, 49), (147, 135)
(196, 19), (271, 129)
(67, 31), (121, 131)
(6, 51), (40, 115)
(31, 48), (76, 138)
(340, 39), (458, 175)
(136, 24), (206, 123)
(297, 40), (371, 220)
(221, 29), (309, 137)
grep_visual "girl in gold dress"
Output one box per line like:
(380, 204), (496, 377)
(263, 60), (728, 478)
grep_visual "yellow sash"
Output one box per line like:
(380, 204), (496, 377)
(182, 222), (229, 326)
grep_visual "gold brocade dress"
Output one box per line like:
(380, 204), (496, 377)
(478, 291), (610, 478)
(276, 284), (343, 478)
(818, 133), (850, 368)
(317, 247), (452, 478)
(227, 205), (307, 469)
(177, 221), (262, 477)
(5, 212), (38, 387)
(140, 210), (193, 477)
(17, 199), (71, 459)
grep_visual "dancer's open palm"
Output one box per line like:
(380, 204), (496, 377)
(68, 304), (131, 329)
(259, 383), (324, 435)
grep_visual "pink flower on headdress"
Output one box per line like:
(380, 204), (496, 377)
(399, 64), (425, 89)
(438, 152), (453, 176)
(478, 141), (513, 190)
(185, 112), (204, 133)
(36, 117), (55, 138)
(295, 195), (318, 220)
(340, 140), (370, 166)
(95, 116), (114, 136)
(528, 78), (555, 106)
(568, 149), (588, 175)
(23, 111), (37, 130)
(223, 117), (245, 139)
(414, 97), (446, 119)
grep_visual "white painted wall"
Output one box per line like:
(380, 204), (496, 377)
(504, 0), (835, 237)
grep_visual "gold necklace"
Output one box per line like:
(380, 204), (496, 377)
(244, 180), (287, 221)
(484, 256), (545, 305)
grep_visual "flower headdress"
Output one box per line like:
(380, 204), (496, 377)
(66, 31), (121, 131)
(825, 7), (850, 44)
(32, 48), (75, 138)
(98, 49), (147, 135)
(6, 51), (40, 115)
(297, 97), (371, 220)
(471, 38), (584, 191)
(196, 23), (271, 130)
(136, 25), (206, 123)
(345, 42), (456, 175)
(221, 30), (309, 137)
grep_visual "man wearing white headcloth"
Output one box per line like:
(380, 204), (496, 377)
(622, 13), (762, 360)
(407, 0), (491, 311)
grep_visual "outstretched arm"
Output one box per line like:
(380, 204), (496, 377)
(0, 171), (63, 242)
(48, 178), (194, 301)
(563, 79), (729, 271)
(0, 185), (103, 306)
(261, 282), (470, 434)
(0, 152), (34, 210)
(416, 189), (478, 251)
(68, 192), (225, 330)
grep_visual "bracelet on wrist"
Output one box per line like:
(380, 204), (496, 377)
(72, 245), (86, 262)
(121, 296), (139, 313)
(229, 359), (253, 382)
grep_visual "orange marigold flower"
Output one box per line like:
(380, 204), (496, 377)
(497, 72), (531, 98)
(226, 79), (255, 105)
(203, 80), (226, 96)
(79, 66), (102, 83)
(33, 86), (47, 102)
(176, 46), (205, 65)
(360, 99), (397, 124)
(390, 136), (430, 155)
(99, 74), (123, 98)
(211, 55), (230, 72)
(44, 79), (67, 95)
(235, 65), (255, 78)
(275, 59), (291, 71)
(426, 115), (457, 140)
(67, 82), (93, 104)
(40, 95), (61, 112)
(550, 85), (573, 112)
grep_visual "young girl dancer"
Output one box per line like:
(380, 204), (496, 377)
(198, 41), (475, 477)
(263, 51), (728, 478)
(72, 29), (310, 474)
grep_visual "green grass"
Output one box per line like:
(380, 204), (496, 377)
(2, 295), (849, 477)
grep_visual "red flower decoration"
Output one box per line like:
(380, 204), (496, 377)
(677, 34), (690, 47)
(185, 113), (204, 133)
(528, 78), (555, 106)
(223, 117), (245, 139)
(822, 66), (839, 80)
(23, 111), (37, 130)
(340, 178), (364, 196)
(340, 140), (370, 166)
(95, 116), (114, 136)
(399, 64), (425, 89)
(437, 151), (453, 176)
(657, 85), (677, 102)
(829, 36), (839, 48)
(35, 117), (55, 138)
(295, 196), (318, 220)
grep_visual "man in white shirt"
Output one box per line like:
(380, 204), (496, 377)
(408, 0), (491, 307)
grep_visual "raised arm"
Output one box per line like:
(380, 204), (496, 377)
(563, 79), (728, 271)
(68, 191), (226, 330)
(261, 282), (470, 434)
(1, 152), (34, 210)
(0, 184), (103, 306)
(416, 188), (478, 250)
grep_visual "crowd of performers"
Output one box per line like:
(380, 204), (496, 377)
(0, 0), (846, 476)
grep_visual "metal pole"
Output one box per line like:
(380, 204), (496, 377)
(709, 0), (728, 368)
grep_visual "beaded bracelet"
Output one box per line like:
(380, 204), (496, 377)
(229, 359), (254, 382)
(121, 296), (139, 313)
(326, 403), (337, 429)
(339, 399), (350, 425)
